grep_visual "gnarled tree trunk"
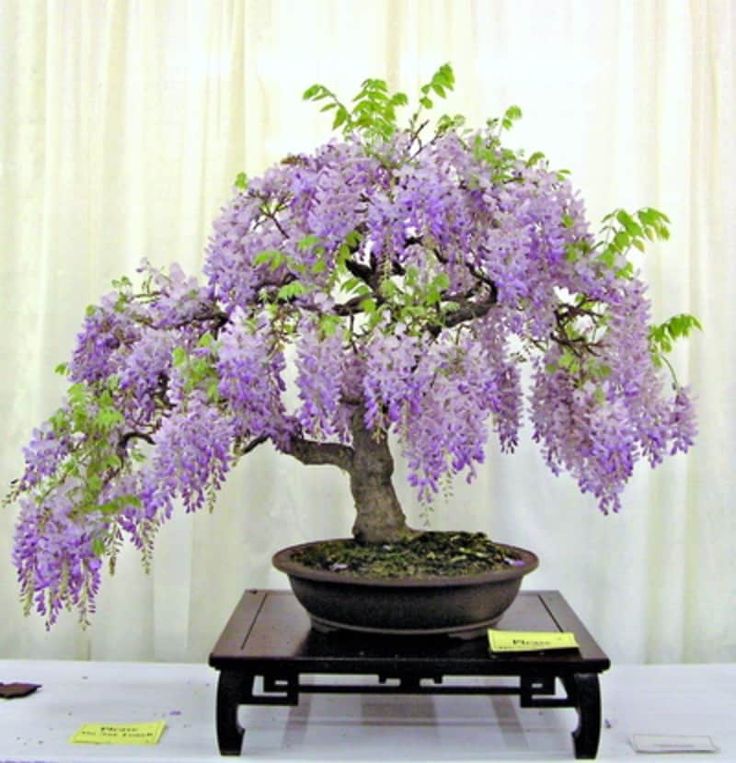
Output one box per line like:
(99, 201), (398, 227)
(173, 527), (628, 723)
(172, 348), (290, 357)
(348, 408), (415, 543)
(288, 407), (416, 544)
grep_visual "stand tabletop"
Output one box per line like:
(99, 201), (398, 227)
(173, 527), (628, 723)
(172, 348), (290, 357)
(209, 589), (610, 675)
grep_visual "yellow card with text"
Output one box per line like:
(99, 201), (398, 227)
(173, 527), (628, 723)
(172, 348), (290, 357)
(488, 630), (579, 653)
(70, 720), (166, 745)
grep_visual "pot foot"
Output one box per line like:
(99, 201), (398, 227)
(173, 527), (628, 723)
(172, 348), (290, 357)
(308, 613), (501, 639)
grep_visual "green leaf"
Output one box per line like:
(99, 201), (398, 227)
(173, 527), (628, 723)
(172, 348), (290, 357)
(207, 380), (220, 402)
(197, 332), (215, 348)
(298, 234), (320, 251)
(172, 347), (188, 367)
(591, 363), (612, 379)
(50, 409), (69, 432)
(432, 272), (450, 291)
(649, 313), (701, 356)
(636, 207), (671, 240)
(302, 84), (322, 100)
(379, 279), (399, 299)
(419, 96), (433, 110)
(597, 248), (616, 269)
(111, 275), (132, 290)
(342, 276), (367, 294)
(437, 113), (466, 134)
(101, 453), (122, 471)
(505, 104), (522, 120)
(558, 350), (580, 373)
(616, 262), (635, 279)
(319, 313), (341, 337)
(433, 63), (455, 89)
(68, 383), (87, 405)
(612, 231), (630, 251)
(615, 209), (643, 237)
(501, 105), (523, 129)
(54, 362), (69, 376)
(253, 250), (285, 270)
(95, 407), (123, 430)
(276, 281), (307, 301)
(344, 229), (362, 248)
(333, 106), (349, 129)
(234, 171), (248, 190)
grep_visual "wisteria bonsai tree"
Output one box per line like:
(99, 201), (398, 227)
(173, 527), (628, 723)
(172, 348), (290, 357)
(6, 65), (698, 626)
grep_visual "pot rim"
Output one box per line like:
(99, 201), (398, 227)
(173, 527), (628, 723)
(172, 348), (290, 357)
(272, 537), (539, 589)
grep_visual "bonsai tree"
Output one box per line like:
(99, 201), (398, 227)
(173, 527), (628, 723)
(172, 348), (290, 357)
(6, 65), (698, 626)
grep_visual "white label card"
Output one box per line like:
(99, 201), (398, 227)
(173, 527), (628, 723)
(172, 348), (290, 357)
(631, 734), (718, 754)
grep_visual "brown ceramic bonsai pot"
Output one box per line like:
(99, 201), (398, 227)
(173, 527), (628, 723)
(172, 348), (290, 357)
(272, 539), (538, 638)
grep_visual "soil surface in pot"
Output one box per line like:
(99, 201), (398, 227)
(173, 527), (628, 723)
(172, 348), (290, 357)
(290, 531), (522, 578)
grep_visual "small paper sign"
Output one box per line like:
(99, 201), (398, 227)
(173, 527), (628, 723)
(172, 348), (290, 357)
(488, 629), (579, 653)
(70, 720), (166, 745)
(632, 734), (718, 754)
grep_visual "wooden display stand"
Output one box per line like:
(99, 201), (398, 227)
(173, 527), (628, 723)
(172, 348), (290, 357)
(209, 589), (610, 759)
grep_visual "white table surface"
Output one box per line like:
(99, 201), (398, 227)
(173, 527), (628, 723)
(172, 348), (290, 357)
(0, 659), (733, 762)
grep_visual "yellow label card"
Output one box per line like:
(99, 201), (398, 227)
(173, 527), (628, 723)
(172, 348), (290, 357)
(70, 720), (166, 745)
(488, 630), (579, 653)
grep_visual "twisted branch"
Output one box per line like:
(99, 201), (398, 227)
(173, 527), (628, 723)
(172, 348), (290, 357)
(288, 435), (354, 472)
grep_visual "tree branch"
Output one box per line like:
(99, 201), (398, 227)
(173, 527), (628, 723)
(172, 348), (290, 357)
(234, 435), (269, 457)
(333, 294), (375, 316)
(427, 287), (497, 337)
(344, 259), (374, 283)
(288, 435), (354, 472)
(445, 295), (497, 327)
(117, 431), (155, 458)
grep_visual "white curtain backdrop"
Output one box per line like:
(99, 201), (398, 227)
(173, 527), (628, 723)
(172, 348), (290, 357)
(1, 0), (734, 664)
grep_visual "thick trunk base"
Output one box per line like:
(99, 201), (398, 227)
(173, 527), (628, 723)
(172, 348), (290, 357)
(349, 410), (416, 544)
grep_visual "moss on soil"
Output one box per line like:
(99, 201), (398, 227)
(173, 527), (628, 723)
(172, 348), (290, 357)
(291, 531), (521, 578)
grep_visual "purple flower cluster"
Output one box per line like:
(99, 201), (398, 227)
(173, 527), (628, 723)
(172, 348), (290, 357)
(531, 279), (698, 513)
(138, 261), (215, 330)
(216, 311), (293, 447)
(397, 334), (519, 500)
(138, 393), (236, 517)
(295, 317), (348, 439)
(362, 326), (428, 430)
(118, 328), (177, 422)
(70, 292), (142, 383)
(18, 423), (72, 492)
(13, 485), (106, 626)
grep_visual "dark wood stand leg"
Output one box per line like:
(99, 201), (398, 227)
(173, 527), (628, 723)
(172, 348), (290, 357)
(216, 670), (253, 755)
(563, 673), (602, 759)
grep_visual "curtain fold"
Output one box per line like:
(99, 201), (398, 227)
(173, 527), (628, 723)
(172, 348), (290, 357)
(1, 0), (733, 663)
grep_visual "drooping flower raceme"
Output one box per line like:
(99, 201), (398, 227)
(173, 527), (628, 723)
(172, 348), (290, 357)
(7, 66), (698, 625)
